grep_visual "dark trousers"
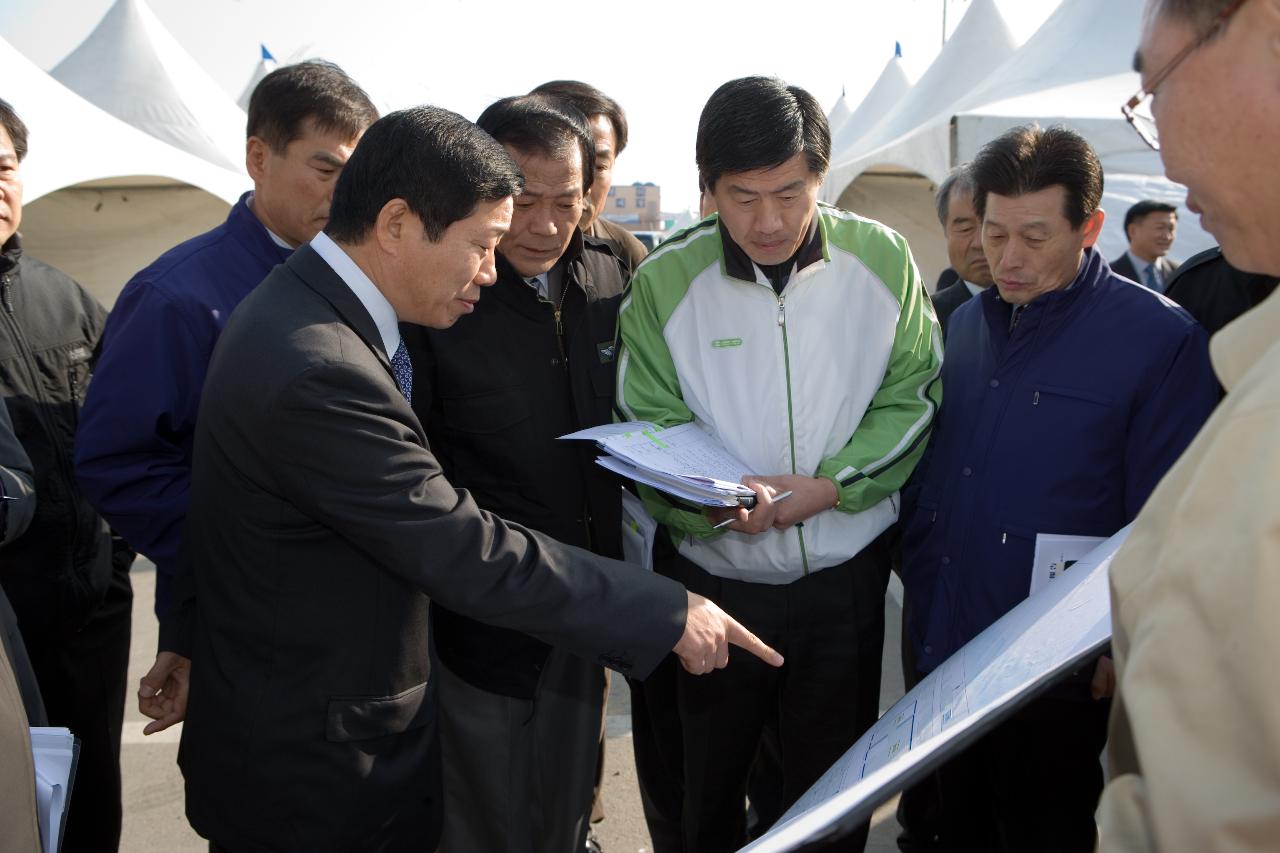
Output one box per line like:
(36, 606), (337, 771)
(629, 540), (689, 853)
(26, 566), (132, 853)
(934, 694), (1110, 853)
(676, 542), (889, 853)
(435, 648), (603, 853)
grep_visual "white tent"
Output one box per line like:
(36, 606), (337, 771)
(943, 0), (1215, 258)
(825, 90), (855, 146)
(51, 0), (248, 173)
(3, 35), (246, 305)
(825, 0), (1018, 195)
(237, 44), (278, 111)
(820, 0), (1017, 285)
(823, 0), (1214, 285)
(829, 51), (911, 159)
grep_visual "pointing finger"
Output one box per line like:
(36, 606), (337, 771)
(726, 617), (783, 667)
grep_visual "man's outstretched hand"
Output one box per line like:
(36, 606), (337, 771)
(138, 651), (190, 735)
(674, 592), (784, 674)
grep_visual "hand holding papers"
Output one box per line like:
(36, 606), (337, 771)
(561, 421), (758, 507)
(711, 491), (793, 529)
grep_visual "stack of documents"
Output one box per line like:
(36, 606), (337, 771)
(31, 726), (78, 853)
(561, 421), (756, 507)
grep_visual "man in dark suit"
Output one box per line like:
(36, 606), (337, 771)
(153, 106), (780, 852)
(930, 165), (994, 337)
(1110, 200), (1179, 291)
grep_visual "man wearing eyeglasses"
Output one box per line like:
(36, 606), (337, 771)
(1098, 0), (1280, 850)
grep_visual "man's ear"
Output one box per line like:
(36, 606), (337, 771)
(374, 199), (411, 254)
(1081, 208), (1107, 249)
(246, 137), (270, 183)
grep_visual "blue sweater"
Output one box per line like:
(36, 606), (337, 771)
(75, 193), (292, 614)
(900, 249), (1218, 674)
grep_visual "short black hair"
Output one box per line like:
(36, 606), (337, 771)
(1124, 199), (1178, 234)
(0, 99), (29, 163)
(476, 94), (596, 194)
(529, 80), (629, 154)
(325, 106), (523, 244)
(970, 125), (1103, 229)
(935, 164), (977, 226)
(696, 77), (830, 193)
(247, 60), (379, 153)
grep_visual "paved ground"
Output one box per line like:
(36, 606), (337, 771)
(120, 560), (908, 852)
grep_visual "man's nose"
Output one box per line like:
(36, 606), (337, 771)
(531, 211), (558, 237)
(474, 249), (499, 286)
(1001, 242), (1026, 270)
(756, 199), (783, 234)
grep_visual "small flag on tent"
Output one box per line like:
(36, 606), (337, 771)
(895, 41), (902, 58)
(261, 44), (275, 62)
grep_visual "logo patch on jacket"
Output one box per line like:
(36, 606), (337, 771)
(597, 341), (616, 363)
(711, 337), (743, 349)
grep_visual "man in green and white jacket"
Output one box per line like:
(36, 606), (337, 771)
(617, 76), (942, 852)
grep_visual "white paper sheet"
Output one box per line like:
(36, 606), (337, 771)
(30, 726), (76, 853)
(1030, 533), (1106, 597)
(564, 421), (755, 504)
(620, 488), (658, 571)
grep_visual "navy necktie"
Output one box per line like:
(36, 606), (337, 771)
(391, 338), (413, 404)
(1144, 263), (1162, 292)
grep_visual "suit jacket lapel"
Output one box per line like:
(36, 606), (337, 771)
(287, 244), (393, 371)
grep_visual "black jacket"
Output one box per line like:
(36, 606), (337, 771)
(930, 278), (977, 338)
(1165, 246), (1278, 336)
(407, 232), (628, 698)
(0, 236), (116, 638)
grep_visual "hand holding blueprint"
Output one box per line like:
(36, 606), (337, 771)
(561, 421), (757, 507)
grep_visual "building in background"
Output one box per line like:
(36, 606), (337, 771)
(602, 181), (663, 231)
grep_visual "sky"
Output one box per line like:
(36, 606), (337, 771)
(1, 0), (1066, 213)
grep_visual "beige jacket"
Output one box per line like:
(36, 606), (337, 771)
(1098, 288), (1280, 851)
(0, 638), (39, 852)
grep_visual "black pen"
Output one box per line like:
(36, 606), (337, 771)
(712, 490), (794, 529)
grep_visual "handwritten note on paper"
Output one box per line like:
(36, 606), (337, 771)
(562, 421), (756, 504)
(599, 423), (752, 486)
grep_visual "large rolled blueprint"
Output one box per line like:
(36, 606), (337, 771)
(741, 526), (1131, 852)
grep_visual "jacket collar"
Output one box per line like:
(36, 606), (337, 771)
(719, 208), (824, 284)
(493, 228), (587, 311)
(232, 191), (297, 270)
(0, 233), (20, 276)
(982, 247), (1105, 331)
(286, 243), (392, 371)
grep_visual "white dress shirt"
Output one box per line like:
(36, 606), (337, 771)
(310, 231), (401, 359)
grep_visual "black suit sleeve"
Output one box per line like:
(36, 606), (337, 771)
(265, 356), (687, 678)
